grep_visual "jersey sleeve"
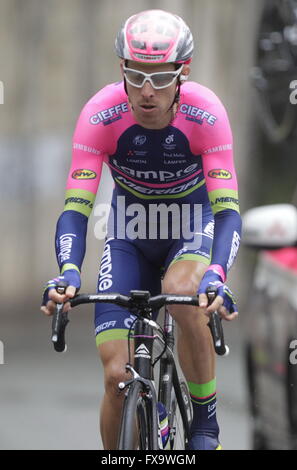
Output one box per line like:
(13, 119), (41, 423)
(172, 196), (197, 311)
(63, 100), (108, 218)
(199, 97), (242, 280)
(200, 98), (239, 215)
(55, 95), (110, 275)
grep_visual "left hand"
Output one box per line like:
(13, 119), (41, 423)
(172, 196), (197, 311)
(197, 270), (238, 321)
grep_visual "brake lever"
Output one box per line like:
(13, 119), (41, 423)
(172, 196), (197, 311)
(206, 286), (230, 357)
(51, 281), (69, 353)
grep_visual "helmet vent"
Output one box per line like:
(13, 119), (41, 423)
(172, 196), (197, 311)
(153, 42), (170, 51)
(131, 40), (146, 50)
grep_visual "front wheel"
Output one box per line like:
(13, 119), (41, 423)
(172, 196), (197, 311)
(117, 380), (159, 450)
(168, 379), (193, 450)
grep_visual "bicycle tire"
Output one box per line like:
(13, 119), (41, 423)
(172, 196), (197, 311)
(168, 378), (192, 450)
(117, 380), (159, 450)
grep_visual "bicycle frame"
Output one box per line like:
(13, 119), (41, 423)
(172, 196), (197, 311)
(158, 308), (192, 441)
(118, 300), (191, 450)
(51, 287), (229, 449)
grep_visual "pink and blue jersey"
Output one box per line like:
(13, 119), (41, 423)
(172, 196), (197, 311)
(55, 80), (241, 291)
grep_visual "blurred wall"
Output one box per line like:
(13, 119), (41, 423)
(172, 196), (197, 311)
(0, 0), (262, 310)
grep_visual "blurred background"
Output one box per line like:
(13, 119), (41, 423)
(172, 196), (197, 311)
(0, 0), (296, 450)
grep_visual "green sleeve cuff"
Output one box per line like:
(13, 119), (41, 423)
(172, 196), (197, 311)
(64, 188), (96, 217)
(61, 263), (81, 275)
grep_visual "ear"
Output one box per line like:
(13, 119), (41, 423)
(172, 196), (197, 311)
(180, 64), (190, 83)
(120, 59), (125, 78)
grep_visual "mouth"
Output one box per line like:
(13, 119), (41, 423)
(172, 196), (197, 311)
(139, 104), (157, 113)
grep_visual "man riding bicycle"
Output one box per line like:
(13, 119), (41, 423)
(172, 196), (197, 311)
(41, 10), (241, 450)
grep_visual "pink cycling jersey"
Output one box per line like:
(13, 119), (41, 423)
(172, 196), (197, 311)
(58, 80), (241, 280)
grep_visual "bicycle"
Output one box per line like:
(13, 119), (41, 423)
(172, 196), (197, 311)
(250, 0), (297, 143)
(51, 285), (229, 450)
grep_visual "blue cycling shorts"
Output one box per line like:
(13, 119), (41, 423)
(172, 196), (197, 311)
(94, 209), (214, 346)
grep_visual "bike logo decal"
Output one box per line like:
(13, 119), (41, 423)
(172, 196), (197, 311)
(135, 343), (151, 359)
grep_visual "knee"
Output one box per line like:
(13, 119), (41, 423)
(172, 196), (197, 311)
(99, 342), (129, 399)
(162, 276), (208, 326)
(162, 277), (197, 297)
(104, 360), (128, 398)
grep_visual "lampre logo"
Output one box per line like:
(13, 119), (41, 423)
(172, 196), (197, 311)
(227, 231), (241, 271)
(208, 169), (232, 179)
(98, 241), (113, 291)
(111, 158), (198, 182)
(72, 169), (97, 180)
(58, 233), (77, 263)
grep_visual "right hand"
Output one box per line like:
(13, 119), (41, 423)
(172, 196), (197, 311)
(197, 270), (238, 320)
(40, 270), (81, 316)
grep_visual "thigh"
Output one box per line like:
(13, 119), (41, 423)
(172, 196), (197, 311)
(94, 238), (161, 347)
(164, 208), (214, 271)
(162, 259), (208, 296)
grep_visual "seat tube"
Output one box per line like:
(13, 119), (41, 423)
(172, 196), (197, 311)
(158, 307), (175, 407)
(134, 320), (154, 379)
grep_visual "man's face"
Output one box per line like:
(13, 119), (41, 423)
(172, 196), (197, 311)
(122, 61), (185, 129)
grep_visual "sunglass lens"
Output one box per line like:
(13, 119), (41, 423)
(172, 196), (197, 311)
(125, 70), (144, 87)
(151, 72), (176, 88)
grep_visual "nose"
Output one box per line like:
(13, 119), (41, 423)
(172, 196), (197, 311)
(141, 80), (155, 99)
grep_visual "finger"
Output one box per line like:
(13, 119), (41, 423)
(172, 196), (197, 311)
(45, 300), (58, 315)
(48, 289), (67, 304)
(41, 300), (57, 316)
(65, 286), (76, 298)
(219, 306), (239, 321)
(198, 293), (208, 308)
(62, 301), (72, 313)
(226, 311), (239, 321)
(49, 285), (76, 303)
(41, 306), (52, 316)
(206, 295), (223, 314)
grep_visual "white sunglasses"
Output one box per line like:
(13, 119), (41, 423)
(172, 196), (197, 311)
(123, 65), (185, 90)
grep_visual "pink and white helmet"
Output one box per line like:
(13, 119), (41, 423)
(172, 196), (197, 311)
(115, 10), (194, 64)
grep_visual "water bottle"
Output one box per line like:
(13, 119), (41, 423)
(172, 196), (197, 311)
(157, 402), (170, 449)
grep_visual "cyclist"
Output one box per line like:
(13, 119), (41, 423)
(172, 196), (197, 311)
(41, 10), (241, 450)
